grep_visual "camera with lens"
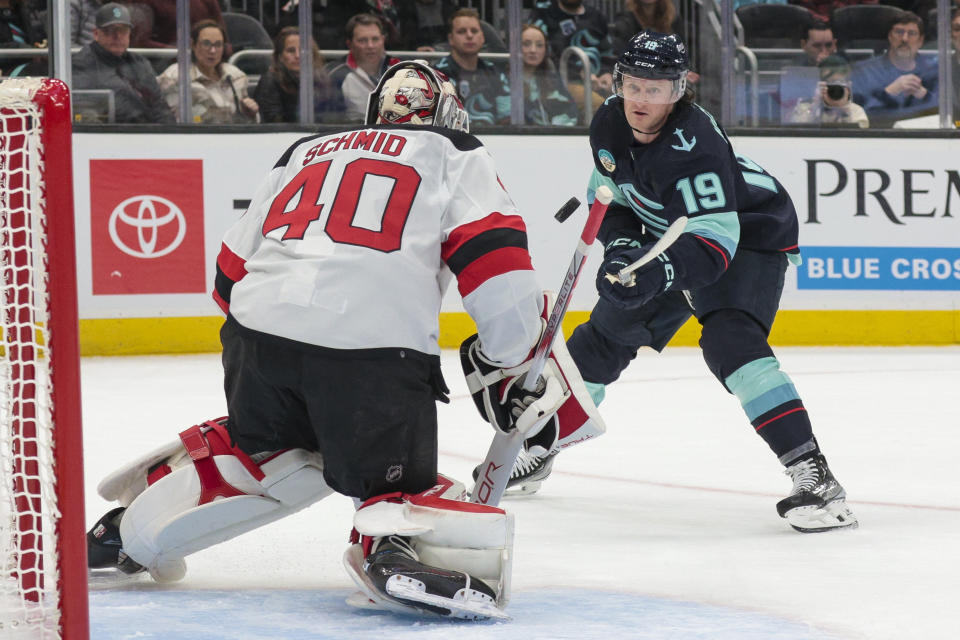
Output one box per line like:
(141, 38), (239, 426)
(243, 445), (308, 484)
(825, 84), (848, 100)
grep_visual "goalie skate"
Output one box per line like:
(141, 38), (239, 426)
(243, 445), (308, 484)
(776, 453), (858, 533)
(86, 507), (145, 575)
(344, 536), (508, 620)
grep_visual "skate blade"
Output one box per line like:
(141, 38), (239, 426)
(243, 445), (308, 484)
(346, 590), (386, 611)
(385, 574), (510, 621)
(87, 568), (147, 589)
(501, 479), (545, 497)
(785, 498), (859, 533)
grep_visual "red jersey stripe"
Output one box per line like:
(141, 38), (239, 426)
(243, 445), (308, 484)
(212, 290), (229, 314)
(694, 235), (730, 270)
(456, 246), (534, 297)
(442, 212), (527, 262)
(217, 243), (248, 283)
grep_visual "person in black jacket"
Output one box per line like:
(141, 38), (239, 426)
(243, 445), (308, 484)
(0, 0), (46, 76)
(520, 23), (579, 126)
(71, 3), (173, 124)
(253, 26), (345, 124)
(394, 0), (460, 51)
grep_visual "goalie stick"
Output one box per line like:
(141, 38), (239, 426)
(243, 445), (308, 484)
(470, 187), (612, 506)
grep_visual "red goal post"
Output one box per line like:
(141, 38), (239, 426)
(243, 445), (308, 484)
(0, 78), (88, 639)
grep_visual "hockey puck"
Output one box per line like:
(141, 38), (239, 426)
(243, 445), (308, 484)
(554, 197), (581, 222)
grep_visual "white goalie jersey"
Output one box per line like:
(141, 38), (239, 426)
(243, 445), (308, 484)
(214, 125), (542, 367)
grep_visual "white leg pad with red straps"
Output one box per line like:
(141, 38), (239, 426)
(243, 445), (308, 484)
(113, 419), (333, 582)
(97, 437), (187, 507)
(349, 476), (515, 606)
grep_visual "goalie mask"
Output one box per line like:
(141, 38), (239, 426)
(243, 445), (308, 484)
(365, 60), (469, 132)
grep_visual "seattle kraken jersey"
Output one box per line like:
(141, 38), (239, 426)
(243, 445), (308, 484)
(215, 125), (542, 366)
(529, 1), (615, 77)
(588, 98), (801, 291)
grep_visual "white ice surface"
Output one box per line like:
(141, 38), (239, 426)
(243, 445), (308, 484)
(81, 347), (960, 639)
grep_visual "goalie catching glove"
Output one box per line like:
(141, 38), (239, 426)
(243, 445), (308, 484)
(460, 333), (567, 436)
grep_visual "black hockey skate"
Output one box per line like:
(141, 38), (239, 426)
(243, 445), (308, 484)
(360, 536), (504, 620)
(86, 507), (144, 574)
(472, 422), (558, 496)
(776, 453), (858, 533)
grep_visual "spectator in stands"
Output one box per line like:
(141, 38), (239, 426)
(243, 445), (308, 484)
(395, 0), (460, 51)
(610, 0), (681, 55)
(73, 3), (174, 123)
(0, 0), (46, 75)
(786, 54), (869, 127)
(133, 0), (226, 50)
(433, 8), (511, 126)
(794, 19), (839, 67)
(327, 14), (400, 122)
(253, 26), (344, 124)
(521, 23), (579, 126)
(71, 0), (106, 47)
(528, 0), (615, 113)
(609, 0), (700, 83)
(850, 11), (938, 127)
(310, 0), (400, 50)
(157, 20), (259, 124)
(0, 0), (41, 47)
(791, 1), (878, 24)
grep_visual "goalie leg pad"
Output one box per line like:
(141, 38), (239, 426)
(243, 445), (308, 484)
(548, 329), (606, 450)
(117, 419), (333, 581)
(344, 475), (514, 618)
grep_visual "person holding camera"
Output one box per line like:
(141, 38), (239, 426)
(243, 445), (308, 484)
(787, 55), (868, 128)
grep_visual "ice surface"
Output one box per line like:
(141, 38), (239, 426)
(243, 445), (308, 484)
(82, 347), (960, 639)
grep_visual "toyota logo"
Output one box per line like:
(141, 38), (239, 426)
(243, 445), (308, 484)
(108, 195), (187, 258)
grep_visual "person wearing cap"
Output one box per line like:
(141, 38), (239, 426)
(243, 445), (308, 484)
(72, 2), (174, 123)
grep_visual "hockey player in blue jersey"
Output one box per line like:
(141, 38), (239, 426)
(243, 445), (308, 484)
(500, 30), (858, 533)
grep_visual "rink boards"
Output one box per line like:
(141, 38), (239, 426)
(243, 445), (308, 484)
(71, 132), (960, 354)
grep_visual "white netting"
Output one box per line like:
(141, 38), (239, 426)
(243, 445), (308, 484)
(0, 77), (62, 639)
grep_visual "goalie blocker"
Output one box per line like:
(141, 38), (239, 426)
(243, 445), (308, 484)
(460, 292), (605, 453)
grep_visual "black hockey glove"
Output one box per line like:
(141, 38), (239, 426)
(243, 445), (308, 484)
(459, 333), (566, 436)
(596, 239), (675, 310)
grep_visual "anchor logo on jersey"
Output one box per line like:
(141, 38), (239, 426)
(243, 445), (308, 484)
(671, 128), (696, 152)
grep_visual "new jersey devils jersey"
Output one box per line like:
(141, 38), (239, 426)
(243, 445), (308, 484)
(214, 124), (542, 366)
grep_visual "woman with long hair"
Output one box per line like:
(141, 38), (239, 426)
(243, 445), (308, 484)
(253, 26), (345, 123)
(157, 20), (259, 123)
(521, 24), (579, 126)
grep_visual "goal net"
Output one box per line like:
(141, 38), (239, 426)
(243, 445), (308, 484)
(0, 78), (87, 639)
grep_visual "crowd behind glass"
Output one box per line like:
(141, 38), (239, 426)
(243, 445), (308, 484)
(1, 0), (957, 129)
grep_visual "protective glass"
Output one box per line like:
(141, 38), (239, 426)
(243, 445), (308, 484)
(613, 69), (686, 105)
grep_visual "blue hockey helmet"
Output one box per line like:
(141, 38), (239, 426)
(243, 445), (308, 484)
(613, 30), (689, 104)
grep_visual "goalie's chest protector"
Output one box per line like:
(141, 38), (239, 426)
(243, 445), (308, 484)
(225, 126), (514, 354)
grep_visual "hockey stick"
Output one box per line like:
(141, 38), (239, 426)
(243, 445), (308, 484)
(470, 187), (614, 506)
(603, 216), (688, 286)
